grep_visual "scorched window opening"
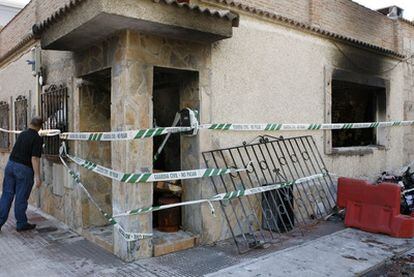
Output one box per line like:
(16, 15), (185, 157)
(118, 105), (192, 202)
(331, 80), (386, 148)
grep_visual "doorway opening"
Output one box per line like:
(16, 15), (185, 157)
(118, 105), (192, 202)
(153, 67), (182, 233)
(152, 66), (199, 256)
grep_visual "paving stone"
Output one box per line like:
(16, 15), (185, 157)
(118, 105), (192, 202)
(1, 206), (411, 276)
(206, 229), (414, 277)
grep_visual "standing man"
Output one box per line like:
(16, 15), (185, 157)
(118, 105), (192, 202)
(0, 116), (43, 232)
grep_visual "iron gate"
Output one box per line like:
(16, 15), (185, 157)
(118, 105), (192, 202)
(15, 95), (28, 140)
(202, 135), (337, 253)
(0, 101), (9, 150)
(41, 85), (68, 157)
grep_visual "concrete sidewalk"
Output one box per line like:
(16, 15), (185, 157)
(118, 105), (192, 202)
(0, 206), (413, 277)
(207, 229), (414, 277)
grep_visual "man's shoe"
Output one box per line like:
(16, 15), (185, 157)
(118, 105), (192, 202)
(16, 223), (36, 232)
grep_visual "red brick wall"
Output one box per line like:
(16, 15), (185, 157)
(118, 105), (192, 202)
(311, 0), (395, 50)
(400, 20), (414, 53)
(241, 0), (310, 22)
(205, 0), (402, 52)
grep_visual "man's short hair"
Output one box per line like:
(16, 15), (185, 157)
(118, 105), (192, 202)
(30, 116), (43, 129)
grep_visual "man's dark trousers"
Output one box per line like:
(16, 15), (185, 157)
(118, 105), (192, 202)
(0, 160), (34, 229)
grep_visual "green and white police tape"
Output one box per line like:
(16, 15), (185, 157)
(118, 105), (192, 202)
(59, 126), (192, 141)
(203, 121), (414, 131)
(60, 143), (250, 184)
(112, 173), (328, 218)
(58, 147), (152, 241)
(58, 121), (414, 141)
(0, 127), (61, 137)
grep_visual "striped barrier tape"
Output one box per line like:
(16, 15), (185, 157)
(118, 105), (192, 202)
(60, 126), (192, 141)
(404, 187), (414, 194)
(112, 173), (327, 218)
(39, 129), (62, 137)
(154, 112), (181, 163)
(202, 121), (414, 131)
(59, 147), (152, 241)
(60, 143), (250, 183)
(0, 127), (61, 137)
(58, 121), (414, 141)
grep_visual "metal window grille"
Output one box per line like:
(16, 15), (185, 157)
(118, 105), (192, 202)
(0, 101), (10, 150)
(41, 85), (68, 157)
(202, 135), (337, 254)
(14, 95), (28, 140)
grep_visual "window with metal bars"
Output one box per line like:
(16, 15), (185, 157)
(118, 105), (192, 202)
(41, 85), (68, 158)
(0, 101), (10, 150)
(14, 95), (28, 140)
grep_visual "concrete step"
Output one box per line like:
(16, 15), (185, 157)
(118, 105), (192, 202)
(153, 229), (199, 256)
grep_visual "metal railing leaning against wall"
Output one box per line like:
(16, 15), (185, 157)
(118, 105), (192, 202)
(203, 135), (336, 253)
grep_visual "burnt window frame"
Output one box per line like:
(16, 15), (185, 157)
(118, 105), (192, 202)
(324, 68), (388, 155)
(41, 84), (69, 160)
(0, 101), (10, 151)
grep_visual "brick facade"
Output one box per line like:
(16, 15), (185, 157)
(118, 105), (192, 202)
(242, 0), (310, 22)
(0, 0), (73, 59)
(311, 0), (395, 50)
(204, 0), (414, 54)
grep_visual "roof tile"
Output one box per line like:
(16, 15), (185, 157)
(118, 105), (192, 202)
(33, 0), (239, 34)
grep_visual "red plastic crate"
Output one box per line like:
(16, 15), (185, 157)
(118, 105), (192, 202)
(337, 177), (414, 238)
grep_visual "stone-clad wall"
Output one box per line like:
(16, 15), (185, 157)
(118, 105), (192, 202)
(73, 30), (211, 260)
(36, 49), (78, 229)
(78, 84), (112, 227)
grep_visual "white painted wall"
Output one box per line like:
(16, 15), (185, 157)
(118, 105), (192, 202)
(196, 14), (410, 242)
(205, 15), (406, 180)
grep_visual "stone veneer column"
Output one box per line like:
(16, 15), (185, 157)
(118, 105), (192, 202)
(111, 32), (153, 260)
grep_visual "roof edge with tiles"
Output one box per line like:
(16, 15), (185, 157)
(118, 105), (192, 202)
(32, 0), (86, 36)
(1, 0), (238, 63)
(0, 33), (34, 65)
(154, 0), (239, 26)
(206, 0), (405, 59)
(400, 18), (414, 28)
(33, 0), (239, 35)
